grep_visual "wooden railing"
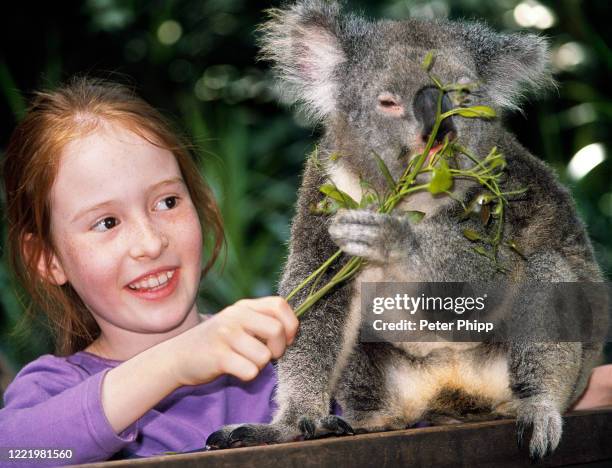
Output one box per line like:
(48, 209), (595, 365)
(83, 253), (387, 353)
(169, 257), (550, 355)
(77, 408), (612, 468)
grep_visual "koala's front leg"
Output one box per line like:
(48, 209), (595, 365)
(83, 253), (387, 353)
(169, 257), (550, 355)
(328, 209), (419, 264)
(207, 185), (358, 448)
(206, 283), (357, 449)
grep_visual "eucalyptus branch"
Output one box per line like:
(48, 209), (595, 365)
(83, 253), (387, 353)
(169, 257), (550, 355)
(287, 51), (524, 317)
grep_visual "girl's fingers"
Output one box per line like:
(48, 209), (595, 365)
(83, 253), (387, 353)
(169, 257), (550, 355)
(237, 310), (287, 359)
(217, 349), (260, 382)
(237, 297), (299, 344)
(228, 331), (273, 370)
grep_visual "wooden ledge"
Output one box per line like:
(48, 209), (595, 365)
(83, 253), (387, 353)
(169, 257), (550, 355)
(76, 408), (612, 468)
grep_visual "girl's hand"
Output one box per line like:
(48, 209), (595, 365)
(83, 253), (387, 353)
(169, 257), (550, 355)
(570, 364), (612, 410)
(168, 296), (299, 386)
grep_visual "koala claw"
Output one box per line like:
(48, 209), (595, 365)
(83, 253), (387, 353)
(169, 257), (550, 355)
(515, 399), (562, 460)
(329, 209), (407, 263)
(298, 417), (316, 438)
(205, 423), (287, 450)
(299, 415), (355, 439)
(205, 416), (355, 450)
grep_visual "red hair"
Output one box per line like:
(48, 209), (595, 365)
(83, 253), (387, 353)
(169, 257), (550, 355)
(2, 76), (224, 355)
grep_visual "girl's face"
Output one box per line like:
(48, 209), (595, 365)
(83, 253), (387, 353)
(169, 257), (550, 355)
(47, 122), (203, 358)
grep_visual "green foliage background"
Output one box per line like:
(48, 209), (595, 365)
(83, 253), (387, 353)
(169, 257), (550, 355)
(0, 0), (610, 373)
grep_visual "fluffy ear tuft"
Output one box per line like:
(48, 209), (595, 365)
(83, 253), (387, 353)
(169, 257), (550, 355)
(258, 0), (347, 123)
(458, 22), (554, 111)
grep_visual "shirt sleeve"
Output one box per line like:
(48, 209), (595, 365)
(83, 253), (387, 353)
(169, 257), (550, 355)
(0, 355), (138, 466)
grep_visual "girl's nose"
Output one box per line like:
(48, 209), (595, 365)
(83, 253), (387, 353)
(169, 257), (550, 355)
(129, 220), (169, 260)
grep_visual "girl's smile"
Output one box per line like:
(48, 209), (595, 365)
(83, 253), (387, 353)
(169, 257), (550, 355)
(125, 267), (180, 300)
(47, 121), (204, 360)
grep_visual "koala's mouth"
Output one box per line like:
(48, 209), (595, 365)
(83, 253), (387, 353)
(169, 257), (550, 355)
(422, 117), (457, 153)
(408, 129), (457, 164)
(428, 141), (446, 156)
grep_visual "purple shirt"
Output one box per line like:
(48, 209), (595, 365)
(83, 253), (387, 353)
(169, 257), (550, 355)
(0, 351), (278, 466)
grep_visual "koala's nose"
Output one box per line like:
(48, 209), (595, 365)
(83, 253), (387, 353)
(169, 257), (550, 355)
(413, 86), (456, 144)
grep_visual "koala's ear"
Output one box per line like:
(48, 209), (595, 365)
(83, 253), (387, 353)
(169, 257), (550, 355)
(458, 23), (553, 110)
(258, 0), (348, 122)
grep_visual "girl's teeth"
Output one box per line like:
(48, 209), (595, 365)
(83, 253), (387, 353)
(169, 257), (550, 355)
(129, 270), (174, 291)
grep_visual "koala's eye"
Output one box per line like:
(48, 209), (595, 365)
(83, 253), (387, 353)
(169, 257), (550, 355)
(377, 93), (404, 117)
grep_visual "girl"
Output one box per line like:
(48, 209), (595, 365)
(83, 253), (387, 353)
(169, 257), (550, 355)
(0, 76), (298, 465)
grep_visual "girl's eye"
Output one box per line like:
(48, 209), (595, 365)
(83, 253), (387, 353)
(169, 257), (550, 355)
(92, 217), (119, 232)
(155, 196), (179, 211)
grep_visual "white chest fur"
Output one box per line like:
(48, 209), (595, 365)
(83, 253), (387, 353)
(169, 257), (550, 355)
(326, 162), (449, 216)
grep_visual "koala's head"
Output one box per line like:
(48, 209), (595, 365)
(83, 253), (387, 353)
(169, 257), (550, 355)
(259, 0), (552, 186)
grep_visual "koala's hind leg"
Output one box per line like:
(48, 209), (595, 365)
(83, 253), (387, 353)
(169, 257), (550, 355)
(507, 252), (588, 460)
(335, 343), (425, 434)
(508, 341), (581, 459)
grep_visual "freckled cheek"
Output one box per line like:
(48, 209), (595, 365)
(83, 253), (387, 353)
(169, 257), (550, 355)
(61, 241), (124, 295)
(172, 207), (203, 263)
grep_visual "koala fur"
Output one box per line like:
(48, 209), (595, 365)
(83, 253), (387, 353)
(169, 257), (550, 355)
(207, 0), (606, 459)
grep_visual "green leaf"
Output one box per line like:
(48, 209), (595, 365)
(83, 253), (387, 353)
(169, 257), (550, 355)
(310, 146), (323, 170)
(463, 228), (481, 242)
(372, 152), (396, 190)
(329, 152), (342, 161)
(492, 202), (503, 219)
(421, 50), (436, 72)
(319, 184), (359, 208)
(310, 198), (339, 215)
(506, 240), (526, 259)
(485, 145), (500, 158)
(472, 246), (492, 259)
(359, 192), (379, 209)
(428, 159), (453, 194)
(442, 105), (497, 119)
(405, 210), (426, 224)
(484, 155), (507, 172)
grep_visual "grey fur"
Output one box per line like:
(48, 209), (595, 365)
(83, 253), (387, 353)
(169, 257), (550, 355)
(207, 1), (605, 459)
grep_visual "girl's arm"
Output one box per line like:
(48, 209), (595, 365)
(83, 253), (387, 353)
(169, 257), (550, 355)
(0, 355), (137, 466)
(0, 296), (296, 465)
(100, 296), (298, 433)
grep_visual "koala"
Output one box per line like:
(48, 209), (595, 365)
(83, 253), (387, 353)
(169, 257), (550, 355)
(207, 0), (606, 459)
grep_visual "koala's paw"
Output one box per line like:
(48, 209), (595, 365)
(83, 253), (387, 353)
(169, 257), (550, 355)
(516, 399), (563, 460)
(328, 209), (407, 263)
(205, 423), (289, 450)
(205, 416), (355, 450)
(298, 415), (355, 439)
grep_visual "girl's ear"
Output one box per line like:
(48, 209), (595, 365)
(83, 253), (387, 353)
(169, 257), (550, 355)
(42, 252), (68, 286)
(22, 233), (68, 286)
